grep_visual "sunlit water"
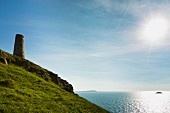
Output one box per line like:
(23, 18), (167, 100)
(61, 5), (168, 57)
(77, 91), (170, 113)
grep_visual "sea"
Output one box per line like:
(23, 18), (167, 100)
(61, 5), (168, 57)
(76, 91), (170, 113)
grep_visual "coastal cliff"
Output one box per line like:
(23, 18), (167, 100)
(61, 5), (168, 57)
(0, 49), (73, 93)
(0, 49), (109, 113)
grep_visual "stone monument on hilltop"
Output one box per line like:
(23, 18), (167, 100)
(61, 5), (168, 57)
(13, 34), (25, 58)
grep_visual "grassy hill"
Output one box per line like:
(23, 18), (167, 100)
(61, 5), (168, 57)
(0, 50), (109, 113)
(0, 50), (73, 93)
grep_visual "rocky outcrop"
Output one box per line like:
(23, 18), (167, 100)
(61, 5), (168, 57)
(0, 57), (8, 65)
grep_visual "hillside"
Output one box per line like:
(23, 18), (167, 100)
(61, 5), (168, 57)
(0, 49), (73, 93)
(0, 50), (109, 113)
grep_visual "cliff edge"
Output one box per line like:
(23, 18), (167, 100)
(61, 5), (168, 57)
(0, 49), (73, 93)
(0, 49), (109, 113)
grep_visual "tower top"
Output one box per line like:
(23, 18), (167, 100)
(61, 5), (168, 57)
(16, 34), (24, 38)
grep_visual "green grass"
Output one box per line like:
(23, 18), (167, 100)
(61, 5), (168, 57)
(0, 49), (73, 93)
(0, 63), (109, 113)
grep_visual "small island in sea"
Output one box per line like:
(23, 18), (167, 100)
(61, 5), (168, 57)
(77, 90), (98, 92)
(155, 91), (162, 94)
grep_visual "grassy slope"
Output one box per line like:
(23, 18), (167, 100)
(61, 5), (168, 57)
(0, 50), (73, 93)
(0, 63), (109, 113)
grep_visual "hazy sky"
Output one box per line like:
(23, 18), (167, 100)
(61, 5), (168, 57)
(1, 0), (170, 91)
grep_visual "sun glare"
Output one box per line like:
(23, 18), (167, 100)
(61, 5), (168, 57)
(140, 15), (169, 45)
(138, 92), (170, 112)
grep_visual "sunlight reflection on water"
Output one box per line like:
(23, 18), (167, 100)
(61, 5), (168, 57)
(77, 91), (170, 113)
(136, 92), (170, 113)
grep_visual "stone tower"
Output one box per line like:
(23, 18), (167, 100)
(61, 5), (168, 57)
(13, 34), (25, 58)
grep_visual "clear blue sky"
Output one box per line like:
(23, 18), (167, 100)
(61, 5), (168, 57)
(1, 0), (170, 91)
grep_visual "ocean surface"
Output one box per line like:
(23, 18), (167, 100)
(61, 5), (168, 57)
(77, 91), (170, 113)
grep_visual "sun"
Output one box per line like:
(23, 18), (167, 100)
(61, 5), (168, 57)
(140, 15), (169, 45)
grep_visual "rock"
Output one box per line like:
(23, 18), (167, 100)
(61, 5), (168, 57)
(0, 57), (8, 65)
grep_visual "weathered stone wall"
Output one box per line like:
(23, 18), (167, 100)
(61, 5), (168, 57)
(13, 34), (25, 58)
